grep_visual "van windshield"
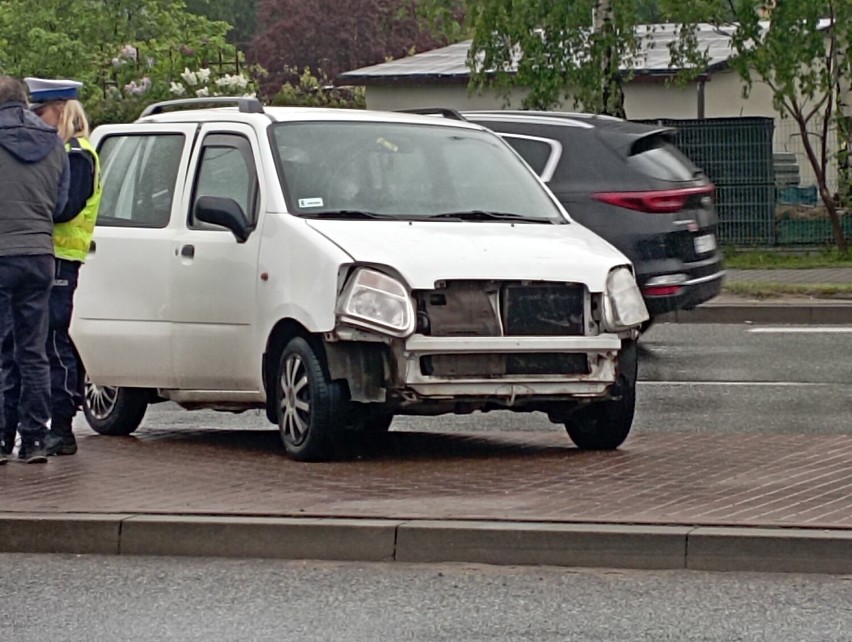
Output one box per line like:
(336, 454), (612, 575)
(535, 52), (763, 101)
(271, 121), (565, 223)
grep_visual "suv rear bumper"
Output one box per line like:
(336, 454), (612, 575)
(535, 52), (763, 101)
(642, 268), (725, 315)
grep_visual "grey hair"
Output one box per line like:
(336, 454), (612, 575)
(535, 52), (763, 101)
(0, 76), (28, 105)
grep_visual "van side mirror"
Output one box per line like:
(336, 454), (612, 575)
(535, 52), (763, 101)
(194, 196), (251, 243)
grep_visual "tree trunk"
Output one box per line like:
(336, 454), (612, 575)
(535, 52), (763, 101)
(594, 0), (625, 118)
(798, 117), (849, 254)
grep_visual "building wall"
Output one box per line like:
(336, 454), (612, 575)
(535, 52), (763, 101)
(365, 84), (528, 111)
(625, 70), (777, 119)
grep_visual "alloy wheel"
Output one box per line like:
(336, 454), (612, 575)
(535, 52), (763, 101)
(85, 376), (119, 420)
(279, 353), (311, 445)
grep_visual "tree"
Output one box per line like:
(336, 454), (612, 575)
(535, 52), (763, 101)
(249, 0), (447, 98)
(422, 0), (650, 115)
(663, 0), (851, 253)
(0, 0), (250, 124)
(184, 0), (258, 45)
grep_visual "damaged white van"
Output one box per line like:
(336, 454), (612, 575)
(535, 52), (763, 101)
(73, 98), (649, 461)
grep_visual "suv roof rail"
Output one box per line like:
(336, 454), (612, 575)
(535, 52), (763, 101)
(397, 107), (467, 122)
(140, 97), (265, 118)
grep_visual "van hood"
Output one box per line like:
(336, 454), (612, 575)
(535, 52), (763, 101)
(304, 219), (630, 291)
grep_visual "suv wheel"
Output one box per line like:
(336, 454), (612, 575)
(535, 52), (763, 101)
(83, 375), (148, 436)
(276, 337), (342, 461)
(564, 341), (637, 450)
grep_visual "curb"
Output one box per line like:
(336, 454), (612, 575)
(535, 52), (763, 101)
(659, 302), (852, 325)
(3, 513), (852, 575)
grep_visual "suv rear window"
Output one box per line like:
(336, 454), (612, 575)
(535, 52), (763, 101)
(502, 136), (558, 176)
(626, 137), (699, 182)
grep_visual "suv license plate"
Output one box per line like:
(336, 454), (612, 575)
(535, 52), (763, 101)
(694, 234), (717, 255)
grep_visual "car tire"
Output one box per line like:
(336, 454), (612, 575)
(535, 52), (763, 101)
(564, 340), (637, 450)
(82, 375), (148, 436)
(275, 337), (343, 461)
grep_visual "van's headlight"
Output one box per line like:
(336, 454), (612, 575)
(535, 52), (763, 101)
(602, 267), (649, 331)
(337, 268), (415, 337)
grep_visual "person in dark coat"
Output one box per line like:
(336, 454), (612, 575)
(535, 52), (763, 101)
(0, 77), (101, 456)
(0, 76), (69, 464)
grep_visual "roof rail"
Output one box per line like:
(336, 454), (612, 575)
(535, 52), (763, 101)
(397, 107), (467, 122)
(139, 97), (265, 118)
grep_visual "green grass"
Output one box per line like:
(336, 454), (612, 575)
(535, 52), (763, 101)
(723, 247), (852, 269)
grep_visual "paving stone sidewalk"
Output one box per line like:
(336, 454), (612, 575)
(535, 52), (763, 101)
(3, 427), (852, 530)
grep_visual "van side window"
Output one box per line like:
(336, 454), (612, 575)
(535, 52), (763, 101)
(97, 134), (184, 228)
(190, 134), (259, 228)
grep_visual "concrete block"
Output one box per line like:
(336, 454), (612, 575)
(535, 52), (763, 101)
(678, 304), (813, 325)
(396, 520), (690, 570)
(120, 515), (401, 561)
(0, 512), (126, 554)
(810, 305), (852, 325)
(688, 527), (852, 574)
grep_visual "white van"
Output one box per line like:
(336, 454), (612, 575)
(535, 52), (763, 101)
(73, 98), (648, 461)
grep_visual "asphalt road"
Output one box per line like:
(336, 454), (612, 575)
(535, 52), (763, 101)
(3, 554), (851, 642)
(107, 322), (852, 438)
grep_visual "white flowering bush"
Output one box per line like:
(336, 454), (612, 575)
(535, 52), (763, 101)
(89, 41), (261, 125)
(168, 66), (254, 99)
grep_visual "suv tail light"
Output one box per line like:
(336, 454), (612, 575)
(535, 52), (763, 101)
(592, 185), (715, 214)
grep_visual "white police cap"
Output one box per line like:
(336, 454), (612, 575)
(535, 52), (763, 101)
(24, 77), (83, 108)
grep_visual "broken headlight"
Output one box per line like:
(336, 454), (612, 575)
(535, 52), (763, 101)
(336, 268), (416, 338)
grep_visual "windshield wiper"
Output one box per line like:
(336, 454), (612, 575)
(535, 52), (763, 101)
(429, 210), (552, 223)
(300, 210), (389, 220)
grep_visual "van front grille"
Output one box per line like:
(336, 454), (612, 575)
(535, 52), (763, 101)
(417, 281), (586, 337)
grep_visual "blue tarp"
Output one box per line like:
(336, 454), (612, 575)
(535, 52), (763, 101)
(777, 185), (819, 205)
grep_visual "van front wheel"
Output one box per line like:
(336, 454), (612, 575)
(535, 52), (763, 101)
(275, 337), (342, 461)
(564, 340), (637, 450)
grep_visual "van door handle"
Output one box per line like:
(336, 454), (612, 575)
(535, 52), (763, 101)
(180, 244), (195, 258)
(88, 240), (96, 254)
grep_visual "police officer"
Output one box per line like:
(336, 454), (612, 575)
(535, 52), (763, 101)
(0, 77), (101, 457)
(0, 76), (69, 464)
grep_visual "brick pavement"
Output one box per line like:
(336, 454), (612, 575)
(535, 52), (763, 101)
(3, 427), (852, 530)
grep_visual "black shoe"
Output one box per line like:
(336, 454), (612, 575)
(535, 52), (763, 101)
(45, 432), (77, 456)
(18, 440), (48, 464)
(0, 435), (13, 464)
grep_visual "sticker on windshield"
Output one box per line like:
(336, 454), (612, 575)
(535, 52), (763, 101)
(298, 197), (324, 208)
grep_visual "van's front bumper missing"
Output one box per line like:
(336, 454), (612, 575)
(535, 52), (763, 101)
(398, 334), (621, 400)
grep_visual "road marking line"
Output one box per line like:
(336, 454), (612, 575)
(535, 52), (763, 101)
(638, 381), (833, 387)
(748, 327), (852, 333)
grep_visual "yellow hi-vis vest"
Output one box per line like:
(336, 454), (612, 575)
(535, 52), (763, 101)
(54, 136), (102, 262)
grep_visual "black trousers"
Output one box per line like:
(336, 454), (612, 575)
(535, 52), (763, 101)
(1, 257), (81, 439)
(0, 254), (54, 443)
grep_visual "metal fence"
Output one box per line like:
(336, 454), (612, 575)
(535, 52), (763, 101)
(636, 116), (852, 247)
(772, 117), (852, 246)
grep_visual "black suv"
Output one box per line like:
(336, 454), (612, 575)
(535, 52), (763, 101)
(462, 110), (725, 321)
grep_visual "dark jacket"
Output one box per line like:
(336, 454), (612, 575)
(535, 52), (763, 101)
(56, 137), (95, 223)
(0, 101), (70, 257)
